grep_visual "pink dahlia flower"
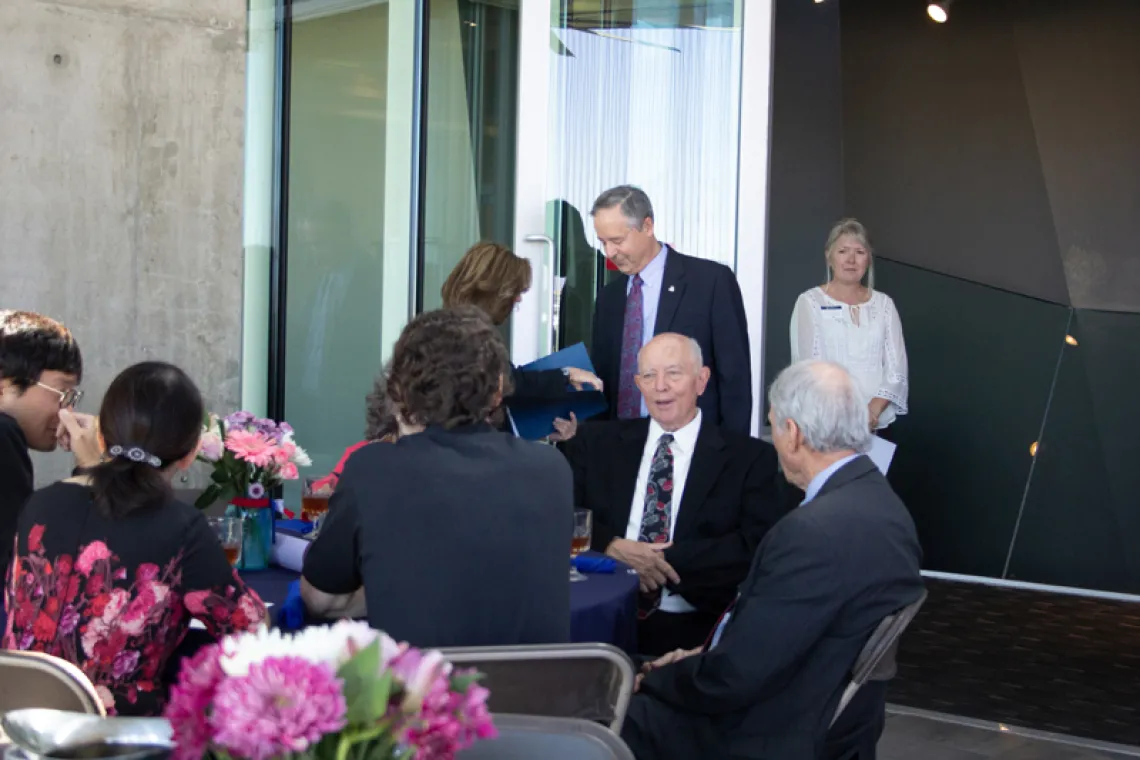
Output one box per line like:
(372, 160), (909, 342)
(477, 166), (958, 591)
(209, 656), (346, 760)
(165, 644), (225, 760)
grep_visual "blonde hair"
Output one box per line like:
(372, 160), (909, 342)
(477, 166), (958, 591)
(441, 242), (533, 326)
(824, 218), (874, 290)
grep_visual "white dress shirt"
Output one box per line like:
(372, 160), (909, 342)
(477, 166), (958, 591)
(625, 244), (668, 417)
(624, 409), (702, 613)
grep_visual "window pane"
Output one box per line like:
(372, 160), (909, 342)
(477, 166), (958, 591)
(283, 1), (415, 485)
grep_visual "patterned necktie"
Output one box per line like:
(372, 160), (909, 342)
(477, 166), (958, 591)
(617, 274), (644, 420)
(637, 433), (674, 618)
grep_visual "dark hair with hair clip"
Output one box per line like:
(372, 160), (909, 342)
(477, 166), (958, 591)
(0, 310), (83, 390)
(88, 362), (204, 518)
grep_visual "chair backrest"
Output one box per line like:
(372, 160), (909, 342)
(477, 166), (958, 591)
(0, 651), (105, 716)
(828, 589), (927, 727)
(456, 714), (635, 760)
(439, 643), (635, 733)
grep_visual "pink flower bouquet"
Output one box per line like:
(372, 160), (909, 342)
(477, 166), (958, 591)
(194, 412), (311, 509)
(165, 621), (496, 760)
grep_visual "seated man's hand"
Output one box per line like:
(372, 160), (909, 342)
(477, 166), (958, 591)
(549, 412), (578, 443)
(606, 538), (680, 592)
(634, 648), (700, 691)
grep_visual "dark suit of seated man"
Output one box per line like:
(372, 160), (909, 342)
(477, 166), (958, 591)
(622, 360), (924, 760)
(561, 332), (789, 656)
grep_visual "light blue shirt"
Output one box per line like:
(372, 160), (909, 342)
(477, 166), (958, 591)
(801, 453), (862, 505)
(708, 452), (862, 650)
(625, 244), (668, 417)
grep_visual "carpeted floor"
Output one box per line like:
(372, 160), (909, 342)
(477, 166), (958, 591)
(888, 579), (1140, 747)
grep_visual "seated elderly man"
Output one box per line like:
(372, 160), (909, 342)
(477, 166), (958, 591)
(620, 360), (924, 760)
(561, 332), (789, 656)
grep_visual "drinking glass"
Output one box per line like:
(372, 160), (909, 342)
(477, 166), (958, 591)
(210, 516), (243, 567)
(570, 508), (592, 582)
(302, 477), (332, 537)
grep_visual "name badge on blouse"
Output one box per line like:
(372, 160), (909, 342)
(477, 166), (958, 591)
(820, 305), (842, 311)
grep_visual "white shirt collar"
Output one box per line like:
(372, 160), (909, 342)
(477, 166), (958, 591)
(647, 407), (702, 455)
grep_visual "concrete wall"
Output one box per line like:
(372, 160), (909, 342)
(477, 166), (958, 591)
(0, 0), (247, 485)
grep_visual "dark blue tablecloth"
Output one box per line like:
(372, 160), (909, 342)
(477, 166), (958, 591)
(240, 554), (639, 654)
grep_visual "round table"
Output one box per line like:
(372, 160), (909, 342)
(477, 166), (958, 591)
(241, 554), (639, 654)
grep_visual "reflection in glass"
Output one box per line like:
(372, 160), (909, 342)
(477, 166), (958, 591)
(283, 2), (413, 501)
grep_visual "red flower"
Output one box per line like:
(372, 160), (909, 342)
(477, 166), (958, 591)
(89, 593), (111, 617)
(33, 611), (57, 642)
(45, 597), (61, 616)
(136, 563), (159, 583)
(65, 575), (81, 603)
(86, 574), (105, 596)
(231, 607), (250, 631)
(28, 524), (45, 553)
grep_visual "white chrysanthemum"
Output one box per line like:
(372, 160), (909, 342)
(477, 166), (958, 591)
(218, 621), (401, 678)
(291, 445), (312, 468)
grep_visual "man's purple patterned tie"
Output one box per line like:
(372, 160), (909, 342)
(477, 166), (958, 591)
(618, 274), (644, 420)
(637, 433), (674, 618)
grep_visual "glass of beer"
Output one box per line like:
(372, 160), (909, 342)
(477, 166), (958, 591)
(570, 509), (592, 582)
(210, 516), (243, 566)
(302, 477), (332, 537)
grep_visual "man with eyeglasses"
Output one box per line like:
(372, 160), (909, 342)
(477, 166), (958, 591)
(0, 311), (98, 578)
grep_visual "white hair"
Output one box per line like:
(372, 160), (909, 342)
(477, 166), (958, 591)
(638, 334), (703, 372)
(768, 360), (872, 454)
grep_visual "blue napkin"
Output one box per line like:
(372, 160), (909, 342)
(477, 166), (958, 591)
(278, 580), (306, 631)
(277, 519), (314, 536)
(572, 555), (616, 574)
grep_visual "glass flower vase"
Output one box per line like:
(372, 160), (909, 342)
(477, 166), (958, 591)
(227, 498), (272, 571)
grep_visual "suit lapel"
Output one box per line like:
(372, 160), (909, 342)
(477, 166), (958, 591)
(673, 420), (727, 539)
(654, 246), (686, 334)
(616, 420), (651, 522)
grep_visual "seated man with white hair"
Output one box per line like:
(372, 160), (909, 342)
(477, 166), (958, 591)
(561, 332), (789, 656)
(620, 359), (924, 760)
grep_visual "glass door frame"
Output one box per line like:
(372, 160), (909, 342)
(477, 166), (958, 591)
(508, 0), (776, 435)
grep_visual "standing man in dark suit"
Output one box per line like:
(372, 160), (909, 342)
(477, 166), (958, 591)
(590, 186), (752, 435)
(561, 333), (789, 656)
(621, 360), (924, 760)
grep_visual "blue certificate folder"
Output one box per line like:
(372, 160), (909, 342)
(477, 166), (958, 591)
(508, 342), (609, 440)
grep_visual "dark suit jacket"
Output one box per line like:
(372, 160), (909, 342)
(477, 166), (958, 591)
(560, 417), (789, 614)
(591, 247), (752, 434)
(303, 423), (572, 648)
(629, 456), (924, 760)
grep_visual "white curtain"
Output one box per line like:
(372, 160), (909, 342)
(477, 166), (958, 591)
(550, 26), (743, 268)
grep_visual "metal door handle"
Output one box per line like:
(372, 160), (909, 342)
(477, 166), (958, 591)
(525, 234), (556, 356)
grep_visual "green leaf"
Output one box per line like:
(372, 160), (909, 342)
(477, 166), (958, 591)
(195, 485), (221, 510)
(338, 641), (396, 725)
(450, 670), (484, 693)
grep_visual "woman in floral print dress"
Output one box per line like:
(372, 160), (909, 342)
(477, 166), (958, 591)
(3, 361), (266, 716)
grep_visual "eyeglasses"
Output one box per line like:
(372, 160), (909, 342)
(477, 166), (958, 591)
(36, 382), (83, 409)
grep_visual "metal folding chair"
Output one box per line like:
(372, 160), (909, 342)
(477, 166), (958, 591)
(456, 714), (635, 760)
(0, 650), (105, 716)
(829, 589), (928, 728)
(439, 643), (635, 733)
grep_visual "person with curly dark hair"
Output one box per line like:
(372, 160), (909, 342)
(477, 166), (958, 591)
(301, 307), (573, 647)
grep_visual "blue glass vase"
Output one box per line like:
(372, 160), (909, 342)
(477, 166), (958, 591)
(227, 501), (273, 571)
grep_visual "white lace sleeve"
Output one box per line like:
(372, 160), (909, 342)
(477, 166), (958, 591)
(876, 295), (909, 415)
(789, 292), (820, 362)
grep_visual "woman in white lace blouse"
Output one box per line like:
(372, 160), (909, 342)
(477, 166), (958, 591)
(790, 219), (908, 433)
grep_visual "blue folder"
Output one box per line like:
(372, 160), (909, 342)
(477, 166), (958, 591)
(508, 342), (609, 440)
